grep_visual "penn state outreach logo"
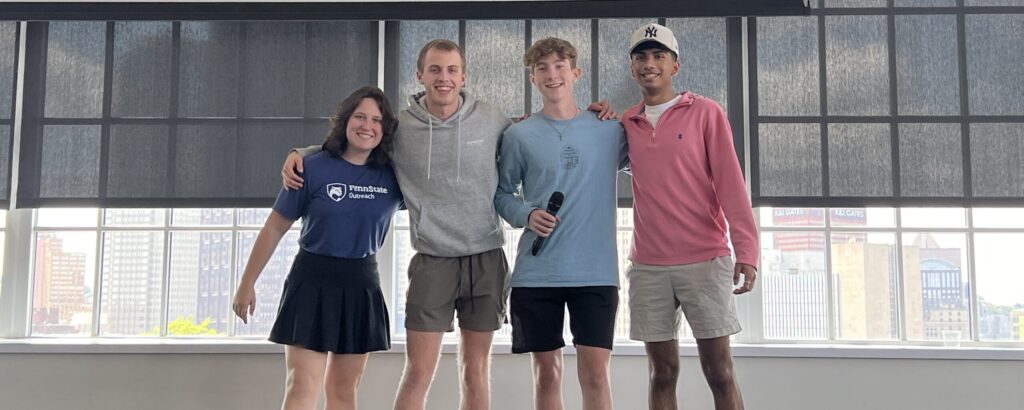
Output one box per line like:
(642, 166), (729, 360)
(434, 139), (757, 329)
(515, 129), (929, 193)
(326, 183), (347, 202)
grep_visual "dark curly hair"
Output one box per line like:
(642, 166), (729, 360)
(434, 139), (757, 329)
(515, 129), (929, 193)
(324, 86), (398, 167)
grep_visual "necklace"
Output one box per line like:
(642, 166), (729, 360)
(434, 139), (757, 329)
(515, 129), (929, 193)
(540, 108), (580, 141)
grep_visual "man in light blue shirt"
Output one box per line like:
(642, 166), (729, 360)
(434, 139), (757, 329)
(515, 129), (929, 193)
(494, 37), (628, 410)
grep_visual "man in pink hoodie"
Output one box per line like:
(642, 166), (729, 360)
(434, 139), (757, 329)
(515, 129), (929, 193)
(621, 23), (758, 410)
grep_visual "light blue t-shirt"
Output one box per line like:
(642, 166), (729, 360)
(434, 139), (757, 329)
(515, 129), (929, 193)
(273, 151), (403, 259)
(494, 110), (629, 288)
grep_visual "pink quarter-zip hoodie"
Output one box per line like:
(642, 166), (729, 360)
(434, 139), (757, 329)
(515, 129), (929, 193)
(621, 91), (759, 269)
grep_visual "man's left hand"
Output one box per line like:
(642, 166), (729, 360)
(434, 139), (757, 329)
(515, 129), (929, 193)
(733, 263), (757, 295)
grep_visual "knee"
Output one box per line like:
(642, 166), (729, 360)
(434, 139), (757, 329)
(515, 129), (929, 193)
(534, 364), (562, 392)
(325, 383), (358, 404)
(403, 355), (443, 388)
(402, 366), (435, 389)
(701, 362), (736, 392)
(285, 369), (322, 399)
(578, 367), (609, 393)
(649, 359), (679, 390)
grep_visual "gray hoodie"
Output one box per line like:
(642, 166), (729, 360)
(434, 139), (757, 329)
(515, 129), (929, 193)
(299, 90), (511, 257)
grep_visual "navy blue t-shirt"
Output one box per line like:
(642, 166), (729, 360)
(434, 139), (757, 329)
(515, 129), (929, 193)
(272, 151), (403, 259)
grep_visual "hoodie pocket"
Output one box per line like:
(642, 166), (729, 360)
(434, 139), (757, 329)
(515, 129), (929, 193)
(412, 201), (503, 250)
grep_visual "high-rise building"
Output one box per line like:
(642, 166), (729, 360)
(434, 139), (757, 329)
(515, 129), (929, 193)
(908, 234), (970, 340)
(234, 209), (299, 336)
(100, 210), (164, 335)
(762, 272), (828, 339)
(832, 242), (900, 340)
(191, 209), (234, 334)
(32, 233), (89, 334)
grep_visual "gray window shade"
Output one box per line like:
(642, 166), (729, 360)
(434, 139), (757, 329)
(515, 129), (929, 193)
(18, 21), (379, 208)
(895, 15), (959, 116)
(757, 16), (819, 117)
(465, 20), (526, 118)
(971, 123), (1024, 197)
(112, 22), (172, 118)
(0, 22), (15, 206)
(966, 14), (1024, 116)
(0, 23), (16, 119)
(40, 125), (101, 198)
(668, 18), (728, 113)
(759, 123), (823, 197)
(107, 125), (169, 198)
(173, 124), (238, 198)
(44, 22), (104, 119)
(752, 9), (1024, 207)
(828, 123), (892, 197)
(178, 22), (239, 118)
(825, 16), (889, 117)
(899, 123), (963, 197)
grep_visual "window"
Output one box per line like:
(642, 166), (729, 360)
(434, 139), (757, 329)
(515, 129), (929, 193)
(760, 207), (1024, 344)
(30, 208), (300, 337)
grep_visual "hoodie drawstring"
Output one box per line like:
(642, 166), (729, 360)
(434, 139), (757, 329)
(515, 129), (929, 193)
(427, 117), (433, 180)
(456, 115), (462, 183)
(456, 255), (476, 314)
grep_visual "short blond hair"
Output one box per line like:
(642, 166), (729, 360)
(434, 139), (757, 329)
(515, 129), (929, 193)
(416, 39), (467, 73)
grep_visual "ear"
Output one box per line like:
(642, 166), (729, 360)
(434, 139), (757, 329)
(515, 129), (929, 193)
(572, 67), (582, 80)
(416, 70), (424, 84)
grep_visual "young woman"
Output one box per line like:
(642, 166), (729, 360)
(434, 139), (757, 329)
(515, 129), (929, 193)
(233, 86), (402, 410)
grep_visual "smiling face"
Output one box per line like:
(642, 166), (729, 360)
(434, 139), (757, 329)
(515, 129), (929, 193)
(416, 47), (467, 110)
(629, 45), (680, 95)
(529, 52), (581, 104)
(344, 97), (384, 156)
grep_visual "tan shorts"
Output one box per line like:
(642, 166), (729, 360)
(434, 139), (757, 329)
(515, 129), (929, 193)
(404, 248), (510, 332)
(627, 256), (741, 341)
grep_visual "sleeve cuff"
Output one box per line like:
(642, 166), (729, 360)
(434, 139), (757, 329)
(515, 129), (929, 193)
(514, 206), (537, 229)
(736, 255), (759, 271)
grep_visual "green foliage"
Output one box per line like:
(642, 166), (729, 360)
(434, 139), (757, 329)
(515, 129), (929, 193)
(142, 316), (219, 336)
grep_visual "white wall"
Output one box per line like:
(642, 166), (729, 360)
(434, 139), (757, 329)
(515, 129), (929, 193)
(1, 352), (1022, 410)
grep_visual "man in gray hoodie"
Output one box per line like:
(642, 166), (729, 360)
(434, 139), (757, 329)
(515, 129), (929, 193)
(284, 39), (617, 410)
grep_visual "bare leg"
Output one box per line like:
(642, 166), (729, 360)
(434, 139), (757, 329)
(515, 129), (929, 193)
(393, 330), (443, 410)
(459, 329), (495, 410)
(282, 345), (328, 410)
(695, 336), (743, 410)
(532, 349), (563, 410)
(645, 340), (680, 410)
(323, 352), (369, 410)
(575, 345), (612, 410)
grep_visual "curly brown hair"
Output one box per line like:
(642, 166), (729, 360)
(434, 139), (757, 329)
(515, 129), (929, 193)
(324, 86), (398, 167)
(523, 37), (578, 72)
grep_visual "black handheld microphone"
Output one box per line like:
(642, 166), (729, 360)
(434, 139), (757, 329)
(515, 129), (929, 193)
(531, 191), (564, 256)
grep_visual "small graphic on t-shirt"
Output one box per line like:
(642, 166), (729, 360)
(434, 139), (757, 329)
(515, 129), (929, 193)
(561, 145), (579, 170)
(326, 182), (390, 201)
(327, 183), (348, 202)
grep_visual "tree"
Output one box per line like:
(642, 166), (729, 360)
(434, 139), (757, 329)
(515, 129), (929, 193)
(143, 316), (219, 336)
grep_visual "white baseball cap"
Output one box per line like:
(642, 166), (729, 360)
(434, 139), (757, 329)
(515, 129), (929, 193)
(628, 23), (679, 57)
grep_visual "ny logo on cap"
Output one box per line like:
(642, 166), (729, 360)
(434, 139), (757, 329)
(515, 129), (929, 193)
(645, 27), (658, 38)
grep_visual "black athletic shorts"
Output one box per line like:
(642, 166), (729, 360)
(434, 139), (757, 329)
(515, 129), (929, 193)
(509, 286), (618, 354)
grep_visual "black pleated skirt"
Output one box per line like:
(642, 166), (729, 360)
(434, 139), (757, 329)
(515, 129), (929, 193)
(268, 249), (391, 354)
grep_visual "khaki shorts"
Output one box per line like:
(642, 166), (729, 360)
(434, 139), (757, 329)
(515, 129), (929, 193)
(627, 256), (741, 341)
(404, 248), (510, 332)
